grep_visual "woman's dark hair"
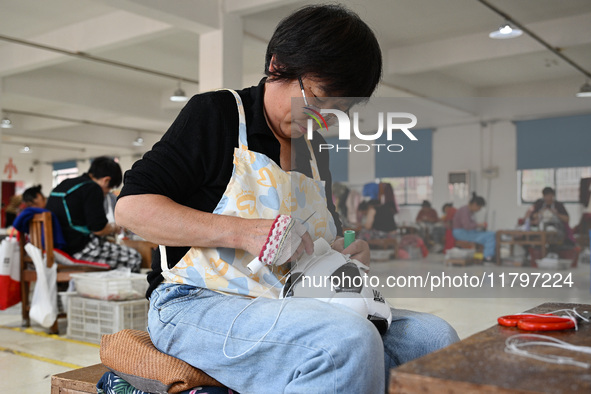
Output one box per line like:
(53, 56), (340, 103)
(542, 186), (555, 196)
(441, 202), (452, 214)
(358, 199), (380, 212)
(358, 200), (369, 212)
(22, 185), (42, 204)
(469, 192), (486, 207)
(265, 4), (382, 98)
(421, 200), (431, 208)
(88, 156), (122, 188)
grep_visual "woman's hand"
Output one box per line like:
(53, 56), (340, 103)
(289, 231), (314, 261)
(477, 222), (487, 230)
(94, 222), (121, 237)
(241, 218), (276, 257)
(245, 216), (314, 266)
(332, 237), (371, 266)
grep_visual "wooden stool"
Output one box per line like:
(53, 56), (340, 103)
(51, 364), (108, 394)
(454, 240), (477, 249)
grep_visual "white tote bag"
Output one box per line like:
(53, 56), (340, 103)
(25, 243), (58, 328)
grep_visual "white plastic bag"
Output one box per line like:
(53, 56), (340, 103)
(25, 243), (58, 327)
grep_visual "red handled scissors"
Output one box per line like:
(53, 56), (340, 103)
(498, 314), (575, 331)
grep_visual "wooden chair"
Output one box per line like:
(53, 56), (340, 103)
(19, 212), (105, 334)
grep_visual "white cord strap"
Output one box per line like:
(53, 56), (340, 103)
(505, 334), (591, 369)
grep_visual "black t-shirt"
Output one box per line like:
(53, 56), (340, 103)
(118, 79), (342, 298)
(373, 204), (397, 232)
(46, 173), (108, 254)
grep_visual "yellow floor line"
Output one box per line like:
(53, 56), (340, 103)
(0, 325), (100, 348)
(0, 345), (82, 369)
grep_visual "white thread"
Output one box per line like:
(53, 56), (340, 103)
(222, 247), (328, 359)
(222, 284), (290, 359)
(505, 333), (591, 369)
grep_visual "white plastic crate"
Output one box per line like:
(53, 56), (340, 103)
(67, 295), (148, 344)
(70, 271), (148, 300)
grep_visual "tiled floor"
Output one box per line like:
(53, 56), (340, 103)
(1, 255), (589, 393)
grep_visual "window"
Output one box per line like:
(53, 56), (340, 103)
(382, 176), (433, 205)
(557, 167), (591, 201)
(520, 169), (555, 203)
(520, 166), (591, 203)
(52, 167), (79, 187)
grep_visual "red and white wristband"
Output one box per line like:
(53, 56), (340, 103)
(247, 214), (308, 274)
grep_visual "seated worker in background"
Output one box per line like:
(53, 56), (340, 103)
(4, 194), (22, 227)
(573, 211), (591, 247)
(441, 203), (457, 228)
(358, 199), (398, 241)
(46, 157), (141, 271)
(416, 200), (442, 249)
(453, 193), (496, 262)
(525, 186), (572, 243)
(441, 203), (458, 252)
(416, 200), (438, 224)
(115, 5), (458, 393)
(22, 185), (47, 208)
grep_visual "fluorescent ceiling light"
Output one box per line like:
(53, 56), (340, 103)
(489, 22), (523, 39)
(170, 81), (189, 102)
(1, 116), (13, 128)
(576, 81), (591, 97)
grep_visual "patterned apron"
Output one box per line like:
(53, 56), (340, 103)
(161, 89), (337, 299)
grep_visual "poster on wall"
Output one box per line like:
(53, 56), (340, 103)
(3, 158), (18, 180)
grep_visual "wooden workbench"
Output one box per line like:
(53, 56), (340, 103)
(495, 230), (562, 266)
(389, 302), (591, 393)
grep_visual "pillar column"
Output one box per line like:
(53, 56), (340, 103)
(199, 12), (243, 92)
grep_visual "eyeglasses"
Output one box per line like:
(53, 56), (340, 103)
(299, 77), (348, 127)
(298, 76), (310, 107)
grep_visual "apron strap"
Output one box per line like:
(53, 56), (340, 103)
(217, 88), (248, 150)
(159, 245), (169, 273)
(304, 138), (322, 181)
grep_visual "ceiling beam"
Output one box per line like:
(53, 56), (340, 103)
(0, 10), (172, 77)
(224, 0), (301, 15)
(92, 0), (220, 33)
(386, 12), (591, 76)
(3, 69), (174, 131)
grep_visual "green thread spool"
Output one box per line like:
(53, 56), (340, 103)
(344, 230), (355, 249)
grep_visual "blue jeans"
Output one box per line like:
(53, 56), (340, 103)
(148, 283), (459, 394)
(453, 228), (496, 258)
